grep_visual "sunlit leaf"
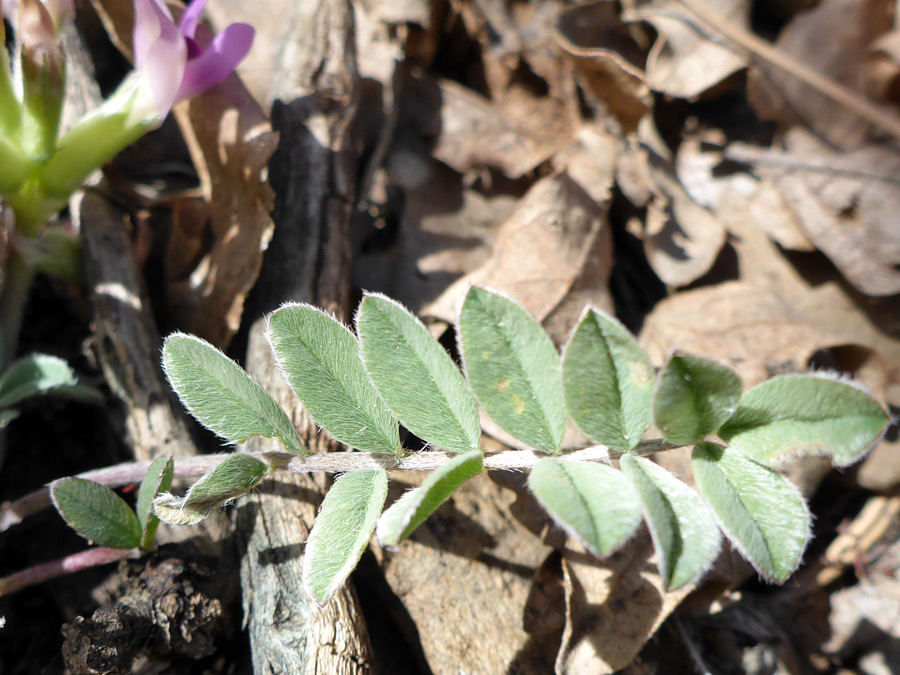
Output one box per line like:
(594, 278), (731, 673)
(303, 469), (388, 605)
(357, 294), (481, 454)
(163, 333), (304, 455)
(459, 287), (566, 453)
(153, 454), (269, 526)
(377, 450), (483, 548)
(718, 374), (890, 467)
(528, 458), (642, 557)
(654, 352), (742, 445)
(50, 478), (141, 549)
(136, 456), (174, 549)
(692, 442), (810, 583)
(268, 304), (401, 454)
(563, 308), (655, 450)
(0, 354), (102, 408)
(620, 454), (721, 589)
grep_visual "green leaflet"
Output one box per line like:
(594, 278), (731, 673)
(50, 478), (142, 550)
(153, 454), (269, 526)
(0, 353), (101, 409)
(357, 294), (481, 454)
(718, 375), (890, 467)
(563, 308), (655, 450)
(459, 288), (566, 453)
(619, 455), (721, 589)
(377, 450), (483, 548)
(303, 469), (388, 605)
(692, 442), (810, 583)
(653, 352), (742, 445)
(528, 458), (642, 557)
(162, 333), (304, 455)
(268, 304), (401, 454)
(136, 456), (174, 549)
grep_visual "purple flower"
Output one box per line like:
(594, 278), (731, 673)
(133, 0), (253, 117)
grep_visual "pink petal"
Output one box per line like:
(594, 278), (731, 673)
(132, 0), (176, 71)
(143, 33), (187, 115)
(177, 0), (208, 40)
(174, 22), (253, 101)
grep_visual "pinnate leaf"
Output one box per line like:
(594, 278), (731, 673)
(163, 333), (304, 455)
(692, 442), (810, 583)
(377, 450), (483, 548)
(51, 478), (142, 549)
(654, 352), (742, 445)
(620, 454), (721, 589)
(153, 454), (269, 526)
(303, 469), (388, 605)
(563, 308), (655, 450)
(528, 458), (642, 557)
(137, 456), (174, 549)
(459, 288), (566, 452)
(357, 294), (480, 454)
(718, 375), (890, 467)
(267, 304), (400, 454)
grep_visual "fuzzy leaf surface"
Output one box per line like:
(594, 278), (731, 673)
(692, 442), (810, 583)
(377, 450), (483, 548)
(137, 456), (174, 549)
(163, 333), (304, 454)
(563, 308), (655, 450)
(153, 454), (269, 526)
(268, 304), (401, 454)
(654, 353), (742, 445)
(303, 469), (388, 605)
(0, 354), (101, 408)
(528, 458), (642, 557)
(459, 287), (566, 453)
(357, 294), (480, 454)
(51, 478), (141, 549)
(620, 454), (721, 589)
(718, 375), (889, 467)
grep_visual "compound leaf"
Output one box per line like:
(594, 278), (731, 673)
(654, 353), (742, 445)
(620, 454), (721, 589)
(459, 287), (566, 453)
(692, 442), (810, 583)
(153, 454), (269, 526)
(136, 456), (174, 549)
(718, 374), (889, 468)
(377, 450), (483, 548)
(268, 304), (401, 454)
(528, 458), (642, 557)
(303, 469), (388, 605)
(563, 308), (655, 450)
(163, 333), (304, 455)
(357, 294), (480, 454)
(51, 478), (141, 549)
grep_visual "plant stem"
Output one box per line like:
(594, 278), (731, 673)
(0, 546), (140, 596)
(0, 247), (36, 369)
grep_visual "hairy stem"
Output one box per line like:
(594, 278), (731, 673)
(0, 546), (140, 596)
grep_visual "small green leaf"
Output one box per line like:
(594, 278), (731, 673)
(377, 450), (483, 548)
(163, 333), (305, 455)
(620, 455), (721, 589)
(0, 354), (102, 409)
(692, 442), (810, 583)
(137, 456), (174, 549)
(357, 294), (481, 454)
(153, 454), (269, 526)
(458, 287), (566, 453)
(303, 469), (388, 605)
(653, 352), (742, 445)
(528, 458), (642, 557)
(50, 478), (142, 549)
(563, 308), (655, 450)
(718, 374), (890, 468)
(267, 304), (401, 454)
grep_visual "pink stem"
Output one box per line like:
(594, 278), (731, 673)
(0, 546), (141, 596)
